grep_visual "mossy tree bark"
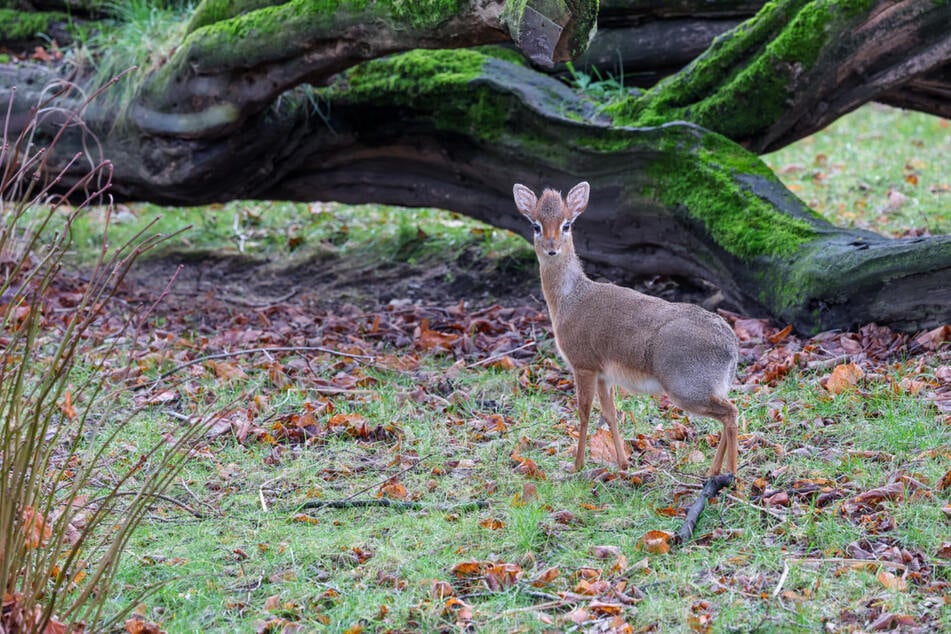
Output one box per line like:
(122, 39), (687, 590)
(1, 0), (949, 332)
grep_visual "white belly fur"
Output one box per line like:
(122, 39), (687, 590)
(602, 362), (663, 395)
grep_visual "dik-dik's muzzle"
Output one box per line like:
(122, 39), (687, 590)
(540, 237), (560, 256)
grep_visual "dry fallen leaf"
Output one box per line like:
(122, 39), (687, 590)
(22, 506), (51, 550)
(205, 359), (249, 381)
(588, 428), (631, 467)
(351, 546), (373, 563)
(884, 188), (909, 212)
(60, 390), (77, 421)
(510, 449), (546, 480)
(916, 324), (950, 350)
(124, 616), (163, 634)
(636, 530), (673, 555)
(764, 491), (790, 507)
(897, 377), (928, 395)
(851, 481), (904, 507)
(415, 318), (460, 352)
(430, 579), (455, 599)
(609, 553), (628, 575)
(450, 561), (485, 577)
(938, 468), (951, 491)
(484, 562), (522, 590)
(877, 569), (907, 592)
(488, 355), (517, 370)
(826, 363), (864, 394)
(377, 480), (407, 500)
(566, 607), (590, 625)
(530, 567), (560, 587)
(291, 513), (319, 525)
(869, 613), (916, 632)
(574, 578), (611, 595)
(478, 518), (506, 530)
(521, 482), (539, 502)
(588, 600), (623, 616)
(767, 324), (794, 344)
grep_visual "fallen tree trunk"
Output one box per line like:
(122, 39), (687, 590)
(1, 1), (949, 333)
(281, 51), (951, 333)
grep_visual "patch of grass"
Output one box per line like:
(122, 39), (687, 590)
(70, 200), (532, 276)
(89, 338), (950, 632)
(766, 103), (951, 236)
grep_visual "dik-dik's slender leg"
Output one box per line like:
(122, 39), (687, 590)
(596, 377), (628, 471)
(706, 397), (739, 476)
(573, 370), (597, 472)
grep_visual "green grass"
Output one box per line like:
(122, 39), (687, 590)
(73, 1), (194, 108)
(70, 200), (531, 269)
(766, 103), (951, 237)
(86, 345), (950, 632)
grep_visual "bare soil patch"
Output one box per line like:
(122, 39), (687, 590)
(122, 245), (544, 312)
(120, 244), (728, 317)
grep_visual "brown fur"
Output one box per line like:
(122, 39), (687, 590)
(513, 182), (740, 475)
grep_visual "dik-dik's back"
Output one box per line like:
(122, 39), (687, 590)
(513, 180), (740, 476)
(553, 280), (738, 401)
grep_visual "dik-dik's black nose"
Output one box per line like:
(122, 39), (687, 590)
(547, 250), (556, 256)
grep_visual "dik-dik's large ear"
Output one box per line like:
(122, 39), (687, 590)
(513, 184), (538, 218)
(565, 181), (590, 219)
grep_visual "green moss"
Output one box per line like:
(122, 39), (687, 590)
(179, 1), (346, 72)
(0, 9), (68, 41)
(603, 0), (876, 140)
(699, 133), (775, 179)
(389, 0), (465, 30)
(181, 0), (467, 71)
(187, 0), (281, 33)
(326, 49), (513, 142)
(473, 45), (528, 66)
(332, 48), (486, 102)
(188, 0), (462, 44)
(572, 131), (637, 153)
(645, 130), (818, 260)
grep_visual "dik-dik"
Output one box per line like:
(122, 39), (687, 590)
(513, 181), (740, 476)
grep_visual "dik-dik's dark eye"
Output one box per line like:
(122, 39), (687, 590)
(561, 222), (572, 233)
(532, 223), (542, 235)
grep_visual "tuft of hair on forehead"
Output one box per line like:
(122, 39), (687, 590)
(538, 189), (566, 218)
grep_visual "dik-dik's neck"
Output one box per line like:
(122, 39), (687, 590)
(538, 247), (587, 317)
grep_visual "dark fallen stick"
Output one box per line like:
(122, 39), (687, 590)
(294, 499), (488, 512)
(675, 473), (735, 544)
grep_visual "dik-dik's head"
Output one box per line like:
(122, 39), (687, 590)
(513, 181), (589, 258)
